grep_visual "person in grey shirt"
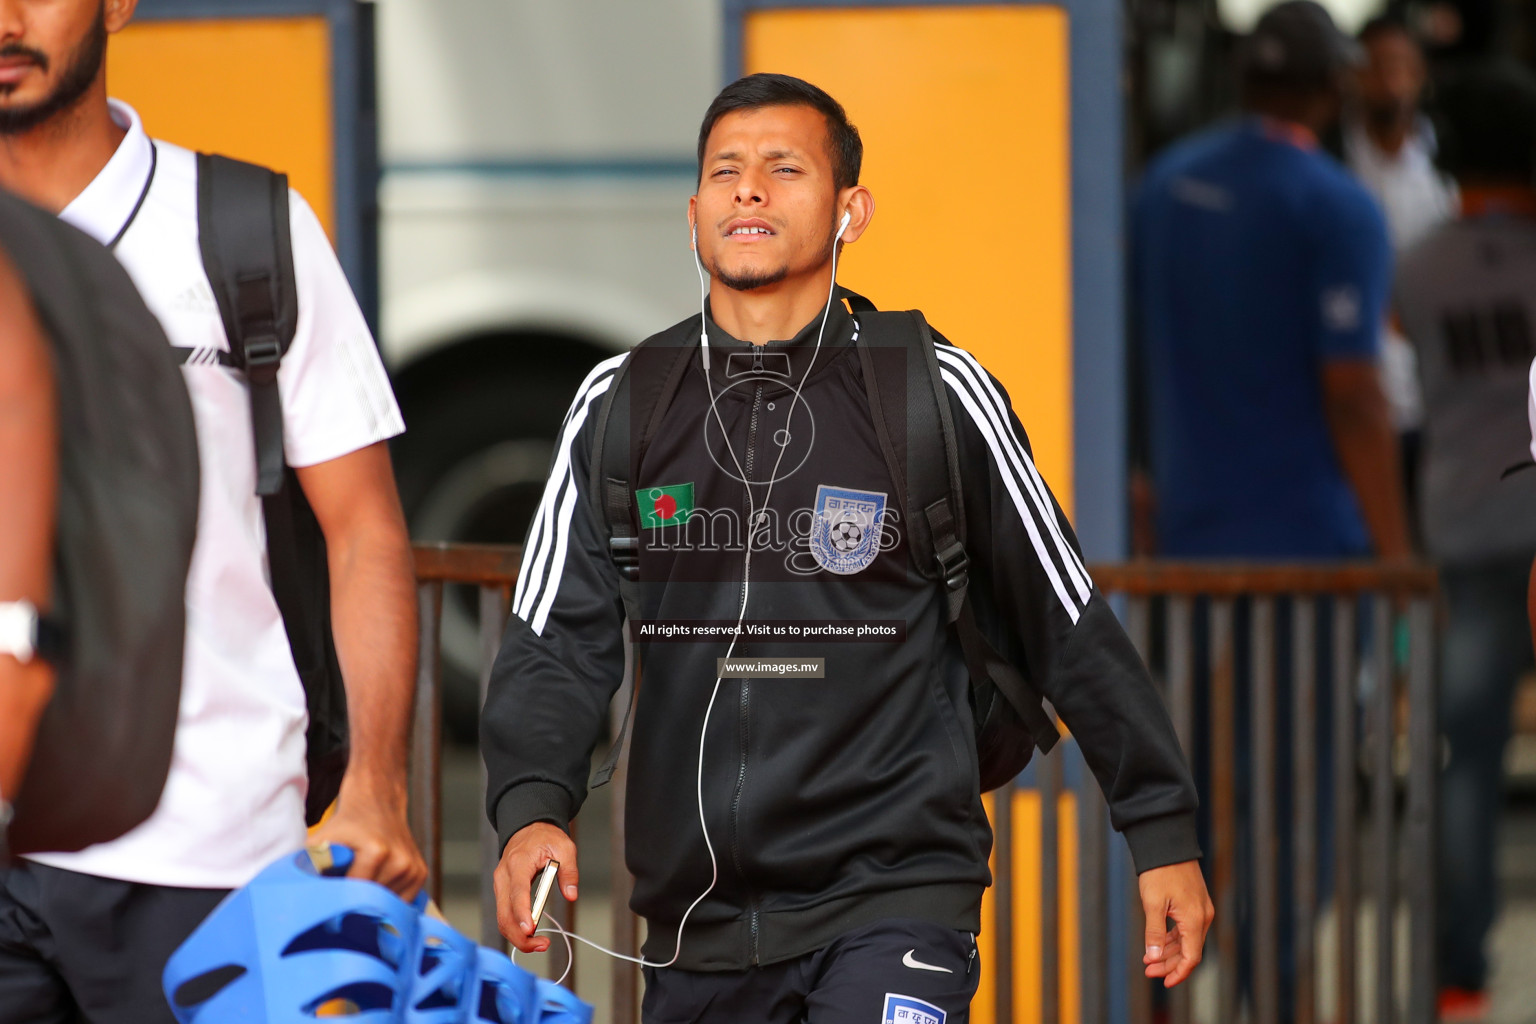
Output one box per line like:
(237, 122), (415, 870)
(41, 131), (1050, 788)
(1394, 60), (1536, 1020)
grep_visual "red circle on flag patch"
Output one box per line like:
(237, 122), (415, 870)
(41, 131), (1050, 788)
(654, 494), (678, 520)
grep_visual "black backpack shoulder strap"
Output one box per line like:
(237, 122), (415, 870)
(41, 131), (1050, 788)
(854, 305), (1059, 755)
(587, 319), (699, 602)
(587, 318), (698, 788)
(194, 152), (297, 497)
(589, 348), (638, 599)
(848, 300), (962, 599)
(194, 153), (351, 820)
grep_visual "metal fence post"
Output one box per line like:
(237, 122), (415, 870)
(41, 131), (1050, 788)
(410, 581), (444, 904)
(1040, 741), (1062, 1024)
(478, 585), (510, 952)
(1124, 594), (1154, 1024)
(1406, 597), (1437, 1024)
(1292, 597), (1318, 1024)
(1211, 598), (1240, 1024)
(1078, 747), (1109, 1024)
(1371, 595), (1395, 1024)
(611, 638), (641, 1024)
(1334, 597), (1359, 1024)
(1166, 595), (1195, 1024)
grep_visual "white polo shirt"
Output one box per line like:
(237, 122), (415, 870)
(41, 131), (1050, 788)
(1346, 120), (1458, 433)
(29, 101), (405, 888)
(1529, 357), (1536, 463)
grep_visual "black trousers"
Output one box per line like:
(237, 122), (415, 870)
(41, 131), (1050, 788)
(643, 918), (979, 1024)
(0, 861), (227, 1024)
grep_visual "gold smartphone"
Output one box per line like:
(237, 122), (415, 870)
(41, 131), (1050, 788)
(530, 860), (560, 932)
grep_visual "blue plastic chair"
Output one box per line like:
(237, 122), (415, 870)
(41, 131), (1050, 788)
(406, 914), (478, 1023)
(162, 846), (419, 1022)
(471, 948), (537, 1024)
(533, 979), (593, 1024)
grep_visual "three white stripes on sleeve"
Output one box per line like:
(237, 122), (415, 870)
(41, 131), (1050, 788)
(934, 345), (1092, 624)
(513, 353), (627, 636)
(513, 345), (1091, 637)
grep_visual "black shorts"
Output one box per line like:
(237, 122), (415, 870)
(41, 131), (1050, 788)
(642, 918), (979, 1024)
(0, 860), (227, 1024)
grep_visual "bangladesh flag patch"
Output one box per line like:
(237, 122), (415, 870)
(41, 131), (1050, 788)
(637, 483), (695, 529)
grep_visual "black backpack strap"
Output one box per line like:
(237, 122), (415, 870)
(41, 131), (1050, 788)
(587, 328), (698, 788)
(195, 152), (297, 497)
(587, 333), (696, 598)
(851, 308), (959, 596)
(195, 153), (348, 821)
(589, 349), (639, 597)
(855, 310), (1060, 756)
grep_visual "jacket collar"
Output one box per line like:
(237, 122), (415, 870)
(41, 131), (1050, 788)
(701, 297), (857, 393)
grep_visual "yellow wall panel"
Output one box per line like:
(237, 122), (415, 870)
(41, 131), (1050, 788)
(744, 6), (1075, 508)
(108, 17), (336, 237)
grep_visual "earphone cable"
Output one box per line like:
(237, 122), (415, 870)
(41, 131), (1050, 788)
(531, 214), (847, 971)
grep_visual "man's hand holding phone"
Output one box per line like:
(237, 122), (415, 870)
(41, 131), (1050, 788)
(493, 822), (579, 953)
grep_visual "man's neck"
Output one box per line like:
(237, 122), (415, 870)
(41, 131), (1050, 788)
(1250, 113), (1319, 150)
(1363, 117), (1411, 158)
(0, 84), (123, 214)
(709, 262), (837, 345)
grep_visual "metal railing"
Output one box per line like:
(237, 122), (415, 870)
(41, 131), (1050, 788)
(1092, 563), (1439, 1024)
(408, 544), (1439, 1024)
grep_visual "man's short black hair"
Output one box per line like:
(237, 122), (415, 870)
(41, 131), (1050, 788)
(697, 73), (862, 192)
(1435, 60), (1536, 183)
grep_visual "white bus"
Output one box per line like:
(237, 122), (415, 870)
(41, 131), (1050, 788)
(376, 1), (719, 723)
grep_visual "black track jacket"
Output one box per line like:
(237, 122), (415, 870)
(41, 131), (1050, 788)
(482, 304), (1199, 971)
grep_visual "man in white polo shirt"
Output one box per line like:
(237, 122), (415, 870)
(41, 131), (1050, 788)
(0, 1), (425, 1018)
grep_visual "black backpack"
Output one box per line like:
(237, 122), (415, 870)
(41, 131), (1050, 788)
(588, 290), (1060, 792)
(174, 154), (349, 825)
(0, 189), (198, 856)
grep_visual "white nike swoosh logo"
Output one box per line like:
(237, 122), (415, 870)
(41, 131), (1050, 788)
(902, 949), (953, 974)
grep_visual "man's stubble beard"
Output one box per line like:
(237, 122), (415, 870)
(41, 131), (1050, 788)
(0, 4), (108, 136)
(704, 229), (836, 294)
(710, 260), (790, 293)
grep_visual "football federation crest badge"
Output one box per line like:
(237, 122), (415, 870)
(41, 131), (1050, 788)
(809, 485), (886, 575)
(883, 993), (946, 1024)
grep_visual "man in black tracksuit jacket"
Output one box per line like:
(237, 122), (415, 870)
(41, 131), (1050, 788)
(484, 74), (1212, 1023)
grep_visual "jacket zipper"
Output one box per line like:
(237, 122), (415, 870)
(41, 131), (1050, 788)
(729, 382), (764, 964)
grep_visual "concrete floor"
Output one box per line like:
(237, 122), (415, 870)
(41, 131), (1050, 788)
(1483, 807), (1536, 1024)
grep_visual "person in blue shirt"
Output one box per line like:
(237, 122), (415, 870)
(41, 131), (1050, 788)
(1134, 2), (1409, 563)
(1132, 4), (1412, 1021)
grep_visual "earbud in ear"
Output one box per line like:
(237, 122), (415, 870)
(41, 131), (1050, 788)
(691, 223), (698, 249)
(836, 210), (851, 240)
